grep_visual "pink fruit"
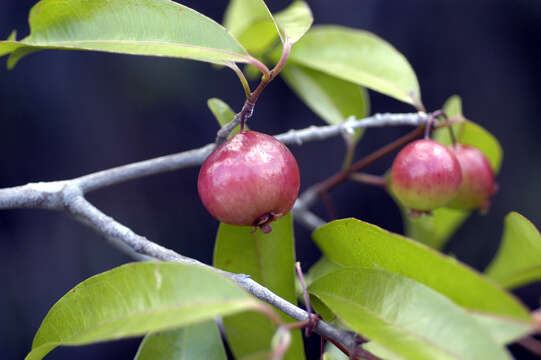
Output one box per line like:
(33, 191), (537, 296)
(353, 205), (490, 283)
(390, 139), (462, 213)
(447, 144), (497, 211)
(198, 131), (300, 233)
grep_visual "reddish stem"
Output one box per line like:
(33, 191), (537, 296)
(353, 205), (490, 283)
(517, 336), (541, 357)
(349, 173), (387, 188)
(314, 126), (424, 196)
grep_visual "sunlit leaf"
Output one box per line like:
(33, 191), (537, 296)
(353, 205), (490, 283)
(274, 1), (312, 44)
(305, 257), (341, 287)
(471, 312), (533, 345)
(1, 0), (255, 69)
(486, 212), (541, 289)
(223, 0), (279, 54)
(224, 0), (312, 57)
(310, 268), (511, 360)
(313, 218), (531, 320)
(288, 26), (420, 105)
(25, 262), (266, 360)
(134, 321), (226, 360)
(213, 214), (305, 360)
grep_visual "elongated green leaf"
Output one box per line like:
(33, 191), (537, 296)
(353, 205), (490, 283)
(281, 63), (369, 128)
(224, 0), (275, 39)
(208, 98), (236, 127)
(471, 312), (533, 345)
(310, 268), (511, 360)
(486, 212), (541, 289)
(224, 1), (312, 57)
(207, 97), (249, 138)
(274, 1), (312, 44)
(1, 0), (255, 69)
(26, 262), (266, 360)
(313, 218), (531, 320)
(288, 26), (420, 105)
(134, 321), (227, 360)
(224, 0), (279, 53)
(213, 214), (305, 360)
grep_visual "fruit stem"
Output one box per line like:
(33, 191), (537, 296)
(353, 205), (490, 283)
(220, 41), (292, 139)
(349, 173), (387, 188)
(314, 126), (425, 196)
(341, 136), (357, 170)
(295, 262), (317, 337)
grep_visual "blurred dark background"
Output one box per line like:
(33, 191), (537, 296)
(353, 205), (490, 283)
(1, 0), (540, 359)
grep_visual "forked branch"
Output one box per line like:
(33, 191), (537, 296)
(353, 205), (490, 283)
(0, 112), (431, 358)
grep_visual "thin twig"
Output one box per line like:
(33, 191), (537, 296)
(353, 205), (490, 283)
(517, 336), (541, 357)
(349, 173), (387, 188)
(313, 126), (425, 196)
(0, 113), (430, 206)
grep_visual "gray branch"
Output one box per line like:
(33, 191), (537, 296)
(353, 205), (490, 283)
(80, 112), (428, 194)
(0, 112), (428, 356)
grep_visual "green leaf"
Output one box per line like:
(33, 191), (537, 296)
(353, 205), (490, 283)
(213, 214), (305, 360)
(402, 206), (470, 250)
(134, 321), (227, 360)
(322, 342), (348, 360)
(486, 212), (541, 289)
(402, 95), (503, 249)
(470, 312), (533, 345)
(1, 0), (256, 69)
(26, 262), (266, 360)
(237, 20), (281, 56)
(313, 218), (531, 320)
(224, 1), (312, 57)
(305, 257), (341, 287)
(434, 95), (503, 173)
(208, 98), (236, 127)
(223, 0), (275, 39)
(288, 26), (420, 105)
(223, 0), (280, 55)
(309, 268), (511, 360)
(281, 63), (369, 130)
(274, 1), (313, 45)
(363, 342), (403, 360)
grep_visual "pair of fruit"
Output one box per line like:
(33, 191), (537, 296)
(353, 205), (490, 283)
(197, 129), (496, 232)
(390, 139), (496, 215)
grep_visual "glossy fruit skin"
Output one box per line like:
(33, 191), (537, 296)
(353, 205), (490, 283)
(198, 131), (300, 231)
(446, 144), (496, 211)
(390, 139), (462, 211)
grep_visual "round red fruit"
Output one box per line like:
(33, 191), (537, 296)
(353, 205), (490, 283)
(447, 144), (497, 211)
(197, 131), (300, 233)
(390, 139), (462, 212)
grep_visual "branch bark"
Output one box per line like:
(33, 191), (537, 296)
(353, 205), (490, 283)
(0, 112), (429, 357)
